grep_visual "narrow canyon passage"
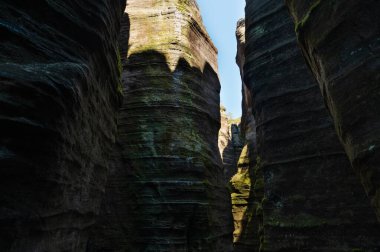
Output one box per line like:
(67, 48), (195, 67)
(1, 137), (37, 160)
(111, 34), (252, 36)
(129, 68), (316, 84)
(0, 0), (379, 252)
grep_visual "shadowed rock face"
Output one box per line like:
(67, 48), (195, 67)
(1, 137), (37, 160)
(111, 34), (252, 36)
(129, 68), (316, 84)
(111, 0), (233, 251)
(285, 0), (380, 220)
(236, 19), (257, 149)
(244, 0), (380, 251)
(86, 8), (131, 252)
(0, 0), (125, 251)
(232, 19), (259, 252)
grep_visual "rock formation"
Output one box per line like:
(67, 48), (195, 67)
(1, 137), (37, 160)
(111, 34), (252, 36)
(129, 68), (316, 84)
(236, 19), (256, 149)
(219, 106), (230, 159)
(105, 0), (233, 251)
(230, 19), (259, 252)
(2, 0), (379, 251)
(218, 103), (254, 251)
(0, 0), (125, 251)
(230, 145), (250, 243)
(86, 7), (131, 252)
(219, 107), (242, 181)
(244, 0), (380, 250)
(285, 0), (380, 220)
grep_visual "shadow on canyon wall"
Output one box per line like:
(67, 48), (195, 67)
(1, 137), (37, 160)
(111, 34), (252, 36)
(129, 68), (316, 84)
(87, 10), (132, 252)
(242, 0), (380, 250)
(93, 49), (232, 252)
(0, 0), (126, 251)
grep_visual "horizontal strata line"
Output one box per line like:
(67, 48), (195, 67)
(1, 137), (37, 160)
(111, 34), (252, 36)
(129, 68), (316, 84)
(256, 117), (332, 133)
(252, 84), (317, 105)
(254, 127), (335, 143)
(130, 180), (209, 184)
(247, 4), (287, 28)
(134, 241), (191, 245)
(133, 202), (212, 206)
(117, 139), (207, 144)
(129, 183), (228, 189)
(255, 106), (329, 128)
(123, 89), (212, 104)
(248, 37), (296, 61)
(120, 101), (214, 108)
(135, 232), (232, 243)
(121, 154), (217, 159)
(328, 54), (379, 83)
(120, 156), (222, 166)
(119, 105), (219, 122)
(0, 116), (54, 130)
(263, 152), (347, 167)
(263, 205), (380, 210)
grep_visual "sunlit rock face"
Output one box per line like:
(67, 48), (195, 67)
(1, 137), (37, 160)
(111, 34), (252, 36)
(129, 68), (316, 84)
(0, 0), (125, 251)
(230, 146), (249, 245)
(285, 0), (380, 221)
(230, 19), (259, 252)
(111, 0), (233, 251)
(244, 0), (380, 250)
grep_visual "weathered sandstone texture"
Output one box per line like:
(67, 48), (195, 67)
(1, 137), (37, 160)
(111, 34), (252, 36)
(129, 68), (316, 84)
(236, 19), (256, 149)
(219, 107), (242, 181)
(285, 0), (380, 220)
(231, 18), (259, 252)
(0, 0), (125, 251)
(218, 105), (253, 250)
(244, 0), (380, 250)
(112, 0), (233, 251)
(86, 7), (131, 252)
(230, 146), (250, 243)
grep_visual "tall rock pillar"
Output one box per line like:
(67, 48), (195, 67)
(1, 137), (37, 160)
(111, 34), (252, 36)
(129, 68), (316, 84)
(285, 0), (380, 220)
(115, 0), (233, 251)
(244, 0), (380, 250)
(0, 0), (125, 251)
(232, 18), (259, 251)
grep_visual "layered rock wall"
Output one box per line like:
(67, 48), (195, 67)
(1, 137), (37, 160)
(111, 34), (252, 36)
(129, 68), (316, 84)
(111, 0), (233, 251)
(244, 0), (380, 250)
(231, 19), (259, 251)
(236, 19), (256, 148)
(86, 6), (132, 252)
(0, 0), (125, 251)
(285, 0), (380, 220)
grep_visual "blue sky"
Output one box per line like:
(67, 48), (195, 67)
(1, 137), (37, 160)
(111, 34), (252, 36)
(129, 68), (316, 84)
(197, 0), (245, 118)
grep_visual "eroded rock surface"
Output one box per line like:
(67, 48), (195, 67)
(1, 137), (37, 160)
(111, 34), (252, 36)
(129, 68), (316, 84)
(231, 18), (259, 252)
(219, 107), (242, 181)
(109, 0), (233, 251)
(230, 146), (249, 241)
(0, 0), (125, 251)
(285, 0), (380, 220)
(244, 0), (380, 250)
(236, 19), (256, 149)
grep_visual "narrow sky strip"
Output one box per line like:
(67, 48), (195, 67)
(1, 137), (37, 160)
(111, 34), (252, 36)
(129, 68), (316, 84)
(197, 0), (245, 118)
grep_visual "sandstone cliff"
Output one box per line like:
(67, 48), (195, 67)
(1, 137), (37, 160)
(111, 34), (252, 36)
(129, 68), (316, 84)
(2, 1), (379, 251)
(107, 0), (233, 250)
(285, 0), (380, 221)
(230, 19), (259, 252)
(244, 0), (380, 250)
(0, 0), (125, 251)
(236, 19), (256, 148)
